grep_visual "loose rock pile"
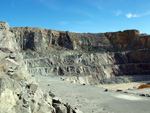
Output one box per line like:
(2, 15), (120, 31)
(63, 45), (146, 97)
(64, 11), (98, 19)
(0, 22), (82, 113)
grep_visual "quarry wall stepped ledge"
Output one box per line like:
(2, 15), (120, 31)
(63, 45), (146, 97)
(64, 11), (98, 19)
(26, 63), (150, 76)
(23, 50), (150, 66)
(21, 48), (150, 84)
(10, 25), (150, 84)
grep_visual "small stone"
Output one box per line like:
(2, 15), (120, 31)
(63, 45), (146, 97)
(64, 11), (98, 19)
(22, 104), (29, 108)
(53, 97), (62, 104)
(74, 107), (83, 113)
(29, 84), (38, 93)
(104, 89), (108, 92)
(128, 88), (133, 90)
(31, 99), (35, 103)
(49, 91), (55, 97)
(116, 89), (122, 92)
(146, 82), (150, 85)
(133, 87), (136, 89)
(53, 103), (68, 113)
(146, 94), (150, 97)
(140, 94), (146, 96)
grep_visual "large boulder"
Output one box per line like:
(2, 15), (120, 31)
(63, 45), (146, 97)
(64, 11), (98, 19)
(0, 21), (9, 30)
(0, 21), (17, 52)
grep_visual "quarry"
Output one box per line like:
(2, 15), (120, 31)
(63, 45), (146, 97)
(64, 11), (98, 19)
(1, 21), (150, 113)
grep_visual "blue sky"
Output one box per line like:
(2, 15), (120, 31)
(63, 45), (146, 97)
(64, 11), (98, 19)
(1, 0), (150, 34)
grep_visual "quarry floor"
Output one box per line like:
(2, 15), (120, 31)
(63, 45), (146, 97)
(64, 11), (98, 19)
(37, 76), (150, 113)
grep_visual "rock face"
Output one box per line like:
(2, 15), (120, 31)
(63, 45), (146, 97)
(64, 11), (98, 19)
(0, 21), (9, 30)
(10, 27), (150, 52)
(0, 22), (79, 113)
(9, 26), (150, 84)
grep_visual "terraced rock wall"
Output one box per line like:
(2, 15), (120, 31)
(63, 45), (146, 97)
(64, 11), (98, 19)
(22, 50), (150, 84)
(10, 27), (150, 84)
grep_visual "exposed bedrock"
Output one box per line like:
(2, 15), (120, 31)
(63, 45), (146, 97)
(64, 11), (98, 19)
(10, 27), (150, 52)
(10, 26), (150, 84)
(23, 50), (150, 84)
(0, 22), (80, 113)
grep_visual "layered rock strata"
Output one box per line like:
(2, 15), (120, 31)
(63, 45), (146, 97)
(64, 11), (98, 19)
(10, 27), (150, 52)
(0, 22), (80, 113)
(9, 25), (150, 84)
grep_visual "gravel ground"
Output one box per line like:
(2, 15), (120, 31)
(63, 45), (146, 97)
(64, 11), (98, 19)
(37, 76), (150, 113)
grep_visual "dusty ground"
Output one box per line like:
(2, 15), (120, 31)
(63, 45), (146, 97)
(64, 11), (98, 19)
(37, 76), (150, 113)
(98, 82), (146, 90)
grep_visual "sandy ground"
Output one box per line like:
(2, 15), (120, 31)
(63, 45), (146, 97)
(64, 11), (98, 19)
(98, 82), (146, 90)
(37, 76), (150, 113)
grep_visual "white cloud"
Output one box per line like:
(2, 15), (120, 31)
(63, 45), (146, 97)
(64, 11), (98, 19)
(126, 13), (138, 18)
(115, 10), (122, 16)
(126, 11), (150, 18)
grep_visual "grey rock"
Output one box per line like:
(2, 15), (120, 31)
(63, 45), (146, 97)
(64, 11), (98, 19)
(0, 21), (9, 30)
(13, 105), (31, 113)
(29, 83), (38, 93)
(53, 103), (68, 113)
(44, 93), (53, 105)
(74, 107), (83, 113)
(53, 97), (62, 104)
(128, 88), (133, 90)
(49, 91), (55, 97)
(146, 94), (150, 97)
(0, 21), (76, 113)
(146, 82), (150, 85)
(0, 29), (16, 52)
(140, 94), (146, 96)
(104, 89), (108, 92)
(116, 89), (122, 92)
